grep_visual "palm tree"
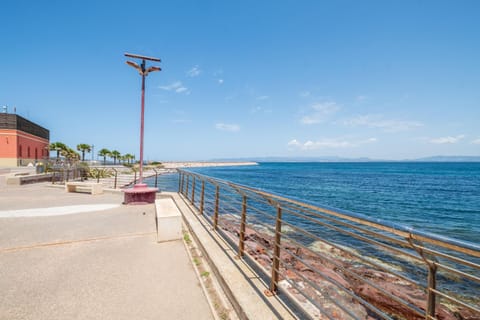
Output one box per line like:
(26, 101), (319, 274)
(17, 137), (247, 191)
(76, 143), (91, 162)
(61, 147), (80, 164)
(124, 153), (134, 165)
(98, 148), (111, 165)
(110, 150), (121, 165)
(49, 142), (67, 159)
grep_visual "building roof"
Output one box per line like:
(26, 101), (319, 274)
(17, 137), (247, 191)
(0, 113), (49, 140)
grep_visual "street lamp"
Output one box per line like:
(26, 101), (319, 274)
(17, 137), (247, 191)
(123, 52), (161, 204)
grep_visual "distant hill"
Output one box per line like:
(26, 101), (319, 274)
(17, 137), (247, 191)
(411, 156), (480, 162)
(211, 155), (480, 163)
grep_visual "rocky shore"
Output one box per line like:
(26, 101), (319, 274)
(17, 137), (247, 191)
(217, 217), (478, 320)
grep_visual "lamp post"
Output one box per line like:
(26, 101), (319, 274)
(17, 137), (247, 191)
(123, 52), (161, 204)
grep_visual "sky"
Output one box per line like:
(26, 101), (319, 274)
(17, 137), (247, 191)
(1, 0), (479, 161)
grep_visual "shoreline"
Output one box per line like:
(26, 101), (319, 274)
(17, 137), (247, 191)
(161, 161), (258, 169)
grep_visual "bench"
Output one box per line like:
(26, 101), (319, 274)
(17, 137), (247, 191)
(155, 198), (182, 242)
(65, 182), (103, 195)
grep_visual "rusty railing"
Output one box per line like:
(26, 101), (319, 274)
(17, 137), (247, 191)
(178, 169), (480, 320)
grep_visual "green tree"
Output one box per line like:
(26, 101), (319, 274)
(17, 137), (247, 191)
(76, 143), (92, 162)
(110, 150), (121, 165)
(49, 142), (67, 159)
(98, 148), (111, 165)
(62, 147), (80, 163)
(124, 153), (134, 164)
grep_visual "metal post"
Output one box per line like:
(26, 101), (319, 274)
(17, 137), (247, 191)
(186, 175), (189, 196)
(426, 264), (437, 319)
(213, 185), (219, 230)
(138, 63), (146, 185)
(113, 169), (118, 189)
(191, 177), (196, 205)
(153, 168), (158, 188)
(134, 170), (137, 184)
(178, 172), (182, 192)
(199, 181), (205, 215)
(238, 195), (247, 257)
(269, 206), (283, 294)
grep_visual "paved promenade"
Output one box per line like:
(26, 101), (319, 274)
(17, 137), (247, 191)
(0, 183), (214, 320)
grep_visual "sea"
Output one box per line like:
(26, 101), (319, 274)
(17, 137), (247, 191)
(151, 162), (480, 244)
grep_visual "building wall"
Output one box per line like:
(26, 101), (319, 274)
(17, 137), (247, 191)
(0, 129), (49, 166)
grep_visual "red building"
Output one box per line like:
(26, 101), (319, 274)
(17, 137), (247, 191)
(0, 113), (50, 166)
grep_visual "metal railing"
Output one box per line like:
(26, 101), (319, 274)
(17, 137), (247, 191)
(178, 170), (480, 320)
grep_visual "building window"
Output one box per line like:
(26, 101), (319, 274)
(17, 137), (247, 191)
(35, 148), (38, 160)
(19, 145), (22, 157)
(28, 147), (31, 158)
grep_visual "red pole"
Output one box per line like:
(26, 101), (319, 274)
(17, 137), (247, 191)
(139, 61), (146, 185)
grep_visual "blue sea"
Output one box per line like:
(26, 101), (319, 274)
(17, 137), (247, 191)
(152, 162), (480, 244)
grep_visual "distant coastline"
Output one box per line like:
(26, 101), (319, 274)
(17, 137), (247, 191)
(161, 161), (258, 169)
(211, 155), (480, 163)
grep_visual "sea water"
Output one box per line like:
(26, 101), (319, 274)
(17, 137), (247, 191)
(153, 162), (480, 244)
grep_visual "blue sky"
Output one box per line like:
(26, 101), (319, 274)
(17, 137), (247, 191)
(1, 1), (479, 161)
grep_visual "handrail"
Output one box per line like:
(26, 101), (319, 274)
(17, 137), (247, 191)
(177, 169), (480, 320)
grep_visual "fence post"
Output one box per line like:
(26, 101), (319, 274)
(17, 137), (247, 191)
(113, 169), (118, 189)
(186, 175), (189, 196)
(199, 181), (205, 215)
(426, 264), (437, 319)
(179, 172), (184, 194)
(268, 206), (282, 295)
(154, 168), (158, 188)
(238, 195), (247, 258)
(191, 176), (196, 205)
(213, 185), (219, 230)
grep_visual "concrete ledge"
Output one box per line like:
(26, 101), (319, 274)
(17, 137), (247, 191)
(65, 182), (103, 195)
(167, 192), (296, 320)
(6, 173), (53, 185)
(155, 198), (182, 242)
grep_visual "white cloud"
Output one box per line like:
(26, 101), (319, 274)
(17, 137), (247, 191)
(250, 106), (272, 114)
(299, 91), (310, 98)
(256, 95), (269, 100)
(215, 123), (240, 132)
(429, 135), (465, 144)
(356, 95), (368, 101)
(472, 138), (480, 145)
(301, 102), (340, 125)
(187, 66), (201, 77)
(344, 114), (423, 132)
(218, 79), (224, 84)
(159, 81), (190, 94)
(287, 137), (377, 150)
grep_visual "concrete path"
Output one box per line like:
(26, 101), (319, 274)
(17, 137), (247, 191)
(0, 183), (214, 320)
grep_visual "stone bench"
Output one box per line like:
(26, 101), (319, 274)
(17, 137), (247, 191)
(155, 198), (182, 242)
(65, 182), (103, 195)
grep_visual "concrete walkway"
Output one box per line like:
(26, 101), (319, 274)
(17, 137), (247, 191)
(0, 183), (214, 320)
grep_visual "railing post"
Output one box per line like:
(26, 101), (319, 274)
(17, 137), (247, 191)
(199, 181), (205, 215)
(213, 185), (219, 230)
(113, 169), (118, 189)
(269, 206), (282, 294)
(238, 195), (247, 258)
(191, 176), (196, 205)
(186, 175), (189, 196)
(426, 264), (437, 319)
(178, 172), (182, 193)
(134, 170), (137, 184)
(154, 169), (158, 188)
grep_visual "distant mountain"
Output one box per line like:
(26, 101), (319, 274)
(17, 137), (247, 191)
(211, 155), (480, 163)
(411, 156), (480, 162)
(212, 156), (376, 162)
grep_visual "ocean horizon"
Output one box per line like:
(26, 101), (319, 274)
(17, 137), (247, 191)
(152, 161), (480, 244)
